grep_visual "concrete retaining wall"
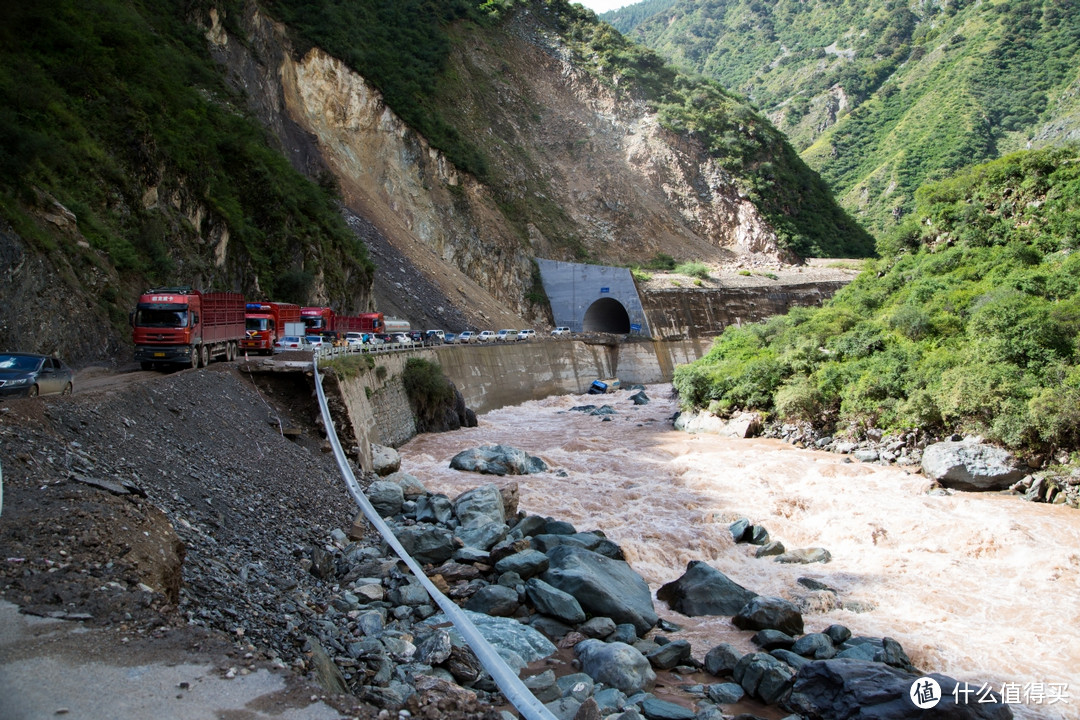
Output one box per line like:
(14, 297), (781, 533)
(329, 338), (711, 470)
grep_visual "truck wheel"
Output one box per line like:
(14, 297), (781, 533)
(191, 349), (200, 370)
(200, 345), (209, 368)
(229, 342), (237, 361)
(225, 342), (233, 362)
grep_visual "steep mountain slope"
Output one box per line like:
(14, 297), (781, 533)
(0, 0), (870, 364)
(622, 0), (1080, 234)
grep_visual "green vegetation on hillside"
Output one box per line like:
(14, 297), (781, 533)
(674, 146), (1080, 454)
(0, 0), (372, 305)
(600, 0), (678, 34)
(625, 0), (1080, 236)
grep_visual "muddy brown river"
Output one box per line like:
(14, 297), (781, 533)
(400, 384), (1079, 720)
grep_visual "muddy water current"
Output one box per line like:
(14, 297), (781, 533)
(399, 385), (1079, 720)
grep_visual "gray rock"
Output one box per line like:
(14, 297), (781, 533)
(705, 682), (745, 704)
(523, 669), (561, 703)
(729, 518), (751, 542)
(385, 471), (427, 499)
(525, 577), (587, 624)
(575, 639), (656, 695)
(747, 525), (770, 545)
(733, 596), (804, 636)
(771, 648), (811, 671)
(630, 391), (650, 405)
(543, 519), (577, 535)
(511, 514), (548, 537)
(656, 560), (757, 616)
(557, 672), (595, 700)
(579, 616), (617, 639)
(645, 639), (692, 670)
(640, 697), (696, 719)
(791, 633), (836, 659)
(755, 541), (786, 558)
(454, 484), (507, 529)
(824, 624), (852, 645)
(495, 549), (550, 579)
(414, 628), (452, 665)
(593, 687), (628, 713)
(527, 615), (574, 642)
(703, 643), (742, 677)
(450, 445), (547, 475)
(457, 522), (509, 551)
(733, 652), (796, 705)
(752, 629), (795, 650)
(788, 658), (1013, 719)
(877, 636), (915, 672)
(854, 449), (880, 463)
(544, 696), (582, 720)
(775, 548), (832, 564)
(463, 584), (520, 617)
(425, 610), (556, 672)
(414, 494), (453, 524)
(393, 523), (456, 565)
(542, 545), (657, 634)
(610, 623), (639, 644)
(922, 440), (1026, 491)
(370, 443), (401, 476)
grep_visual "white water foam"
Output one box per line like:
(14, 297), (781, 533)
(400, 384), (1080, 719)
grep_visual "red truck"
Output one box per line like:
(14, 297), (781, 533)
(131, 287), (246, 370)
(301, 307), (384, 335)
(241, 302), (301, 355)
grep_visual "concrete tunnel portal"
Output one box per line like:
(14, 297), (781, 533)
(583, 297), (631, 333)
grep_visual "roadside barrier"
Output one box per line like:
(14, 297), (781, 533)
(311, 356), (557, 720)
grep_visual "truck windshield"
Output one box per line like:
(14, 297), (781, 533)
(135, 304), (189, 328)
(246, 318), (271, 331)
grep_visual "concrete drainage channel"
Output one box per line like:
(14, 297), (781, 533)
(312, 355), (558, 720)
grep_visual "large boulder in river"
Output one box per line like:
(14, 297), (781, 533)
(541, 545), (658, 634)
(449, 444), (547, 476)
(788, 658), (1013, 719)
(370, 443), (401, 476)
(656, 560), (758, 616)
(733, 596), (804, 636)
(453, 484), (506, 529)
(425, 610), (555, 673)
(921, 441), (1026, 491)
(575, 639), (656, 695)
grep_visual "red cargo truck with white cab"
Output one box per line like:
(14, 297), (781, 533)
(131, 287), (246, 370)
(241, 302), (301, 355)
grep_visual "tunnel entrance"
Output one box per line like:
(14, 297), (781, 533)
(583, 297), (631, 333)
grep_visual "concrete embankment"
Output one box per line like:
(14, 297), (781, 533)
(328, 339), (711, 471)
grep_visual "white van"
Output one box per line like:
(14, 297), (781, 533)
(495, 329), (518, 342)
(551, 327), (571, 337)
(517, 329), (536, 341)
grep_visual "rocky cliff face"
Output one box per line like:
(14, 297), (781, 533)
(203, 4), (790, 329)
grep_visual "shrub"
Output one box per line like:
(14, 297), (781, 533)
(402, 358), (456, 431)
(674, 261), (710, 279)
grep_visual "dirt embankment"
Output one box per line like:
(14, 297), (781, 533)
(0, 365), (498, 718)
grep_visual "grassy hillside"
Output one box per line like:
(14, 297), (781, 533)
(625, 0), (1080, 236)
(673, 146), (1080, 454)
(264, 0), (873, 258)
(0, 0), (373, 310)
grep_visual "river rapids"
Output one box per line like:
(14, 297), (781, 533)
(400, 384), (1079, 720)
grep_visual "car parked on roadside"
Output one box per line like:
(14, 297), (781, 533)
(391, 333), (413, 345)
(517, 329), (536, 341)
(0, 353), (74, 398)
(345, 332), (365, 349)
(272, 336), (312, 354)
(495, 329), (518, 342)
(442, 332), (457, 344)
(457, 331), (475, 344)
(551, 326), (571, 337)
(305, 335), (327, 351)
(477, 330), (497, 343)
(425, 330), (445, 344)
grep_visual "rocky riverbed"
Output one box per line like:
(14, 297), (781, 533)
(0, 367), (1029, 719)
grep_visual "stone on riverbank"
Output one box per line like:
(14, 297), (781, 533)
(575, 639), (656, 695)
(921, 440), (1026, 491)
(450, 444), (548, 475)
(733, 596), (804, 636)
(788, 658), (1014, 719)
(656, 560), (758, 616)
(542, 545), (658, 634)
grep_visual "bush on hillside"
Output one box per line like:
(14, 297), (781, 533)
(673, 146), (1080, 453)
